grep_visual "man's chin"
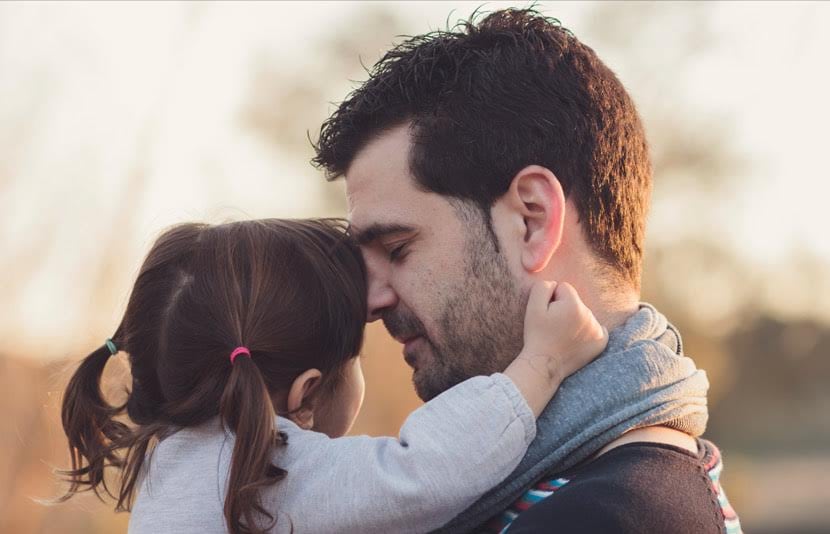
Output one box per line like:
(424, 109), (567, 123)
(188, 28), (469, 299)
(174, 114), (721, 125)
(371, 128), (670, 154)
(406, 339), (472, 401)
(412, 372), (441, 402)
(408, 360), (437, 401)
(411, 365), (467, 402)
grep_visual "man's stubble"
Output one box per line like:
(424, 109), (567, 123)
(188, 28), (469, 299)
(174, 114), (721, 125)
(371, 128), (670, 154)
(413, 212), (528, 401)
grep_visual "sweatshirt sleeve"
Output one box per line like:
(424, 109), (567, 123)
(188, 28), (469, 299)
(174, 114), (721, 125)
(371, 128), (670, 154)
(269, 373), (536, 534)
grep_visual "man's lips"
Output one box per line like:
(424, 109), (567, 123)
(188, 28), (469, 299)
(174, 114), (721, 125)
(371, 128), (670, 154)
(392, 333), (421, 346)
(395, 335), (422, 368)
(401, 335), (421, 349)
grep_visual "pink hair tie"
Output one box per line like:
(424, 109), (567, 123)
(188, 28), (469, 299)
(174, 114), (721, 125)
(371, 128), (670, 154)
(229, 346), (251, 364)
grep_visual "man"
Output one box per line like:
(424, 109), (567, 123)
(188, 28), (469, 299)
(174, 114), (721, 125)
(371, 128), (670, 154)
(314, 8), (741, 533)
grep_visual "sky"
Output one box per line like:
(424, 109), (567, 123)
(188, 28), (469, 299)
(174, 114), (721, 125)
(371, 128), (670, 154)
(695, 2), (830, 264)
(1, 1), (828, 357)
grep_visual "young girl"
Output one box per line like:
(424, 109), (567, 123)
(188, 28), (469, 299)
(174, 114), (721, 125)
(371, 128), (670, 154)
(59, 218), (607, 534)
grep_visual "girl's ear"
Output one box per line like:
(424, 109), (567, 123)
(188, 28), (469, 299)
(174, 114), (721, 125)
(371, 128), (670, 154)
(286, 368), (323, 429)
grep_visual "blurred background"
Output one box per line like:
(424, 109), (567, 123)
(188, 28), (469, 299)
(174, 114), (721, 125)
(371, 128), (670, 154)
(1, 1), (828, 532)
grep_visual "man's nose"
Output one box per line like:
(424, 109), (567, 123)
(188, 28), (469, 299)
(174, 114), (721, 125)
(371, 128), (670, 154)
(366, 273), (397, 322)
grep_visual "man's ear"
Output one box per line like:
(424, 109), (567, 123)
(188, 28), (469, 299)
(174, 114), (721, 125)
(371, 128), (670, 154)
(505, 165), (566, 273)
(286, 368), (323, 430)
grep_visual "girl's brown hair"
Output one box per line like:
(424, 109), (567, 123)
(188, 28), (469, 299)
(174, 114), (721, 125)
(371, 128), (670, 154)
(59, 218), (367, 533)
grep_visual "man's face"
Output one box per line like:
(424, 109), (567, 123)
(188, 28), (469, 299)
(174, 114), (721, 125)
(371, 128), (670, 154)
(346, 124), (527, 401)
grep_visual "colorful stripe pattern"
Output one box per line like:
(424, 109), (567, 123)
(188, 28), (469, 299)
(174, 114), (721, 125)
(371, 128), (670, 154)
(704, 442), (743, 534)
(484, 440), (742, 534)
(485, 478), (571, 533)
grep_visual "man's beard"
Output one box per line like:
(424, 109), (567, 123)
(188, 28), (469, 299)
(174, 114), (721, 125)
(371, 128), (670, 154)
(382, 220), (527, 401)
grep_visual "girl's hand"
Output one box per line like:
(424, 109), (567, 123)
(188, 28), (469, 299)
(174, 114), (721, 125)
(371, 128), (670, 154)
(504, 280), (608, 417)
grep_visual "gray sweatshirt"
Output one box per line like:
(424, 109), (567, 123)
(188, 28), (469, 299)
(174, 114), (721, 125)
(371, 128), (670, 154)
(128, 373), (535, 534)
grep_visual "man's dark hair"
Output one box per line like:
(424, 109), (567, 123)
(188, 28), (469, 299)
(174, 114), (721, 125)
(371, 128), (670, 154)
(313, 8), (652, 286)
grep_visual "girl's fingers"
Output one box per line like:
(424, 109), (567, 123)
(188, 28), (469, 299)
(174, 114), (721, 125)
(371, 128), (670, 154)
(527, 280), (558, 313)
(528, 280), (557, 310)
(551, 281), (579, 306)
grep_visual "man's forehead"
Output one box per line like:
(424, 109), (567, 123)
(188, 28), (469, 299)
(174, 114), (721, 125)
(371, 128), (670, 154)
(346, 174), (417, 232)
(343, 123), (450, 244)
(345, 124), (412, 191)
(346, 176), (433, 248)
(346, 171), (431, 235)
(345, 175), (400, 223)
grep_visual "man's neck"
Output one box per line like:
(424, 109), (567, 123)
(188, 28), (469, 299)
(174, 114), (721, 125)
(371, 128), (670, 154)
(567, 280), (640, 333)
(594, 300), (640, 333)
(596, 426), (699, 457)
(545, 251), (640, 333)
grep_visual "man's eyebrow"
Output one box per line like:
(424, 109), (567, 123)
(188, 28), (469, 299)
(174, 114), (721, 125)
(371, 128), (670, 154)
(351, 223), (416, 245)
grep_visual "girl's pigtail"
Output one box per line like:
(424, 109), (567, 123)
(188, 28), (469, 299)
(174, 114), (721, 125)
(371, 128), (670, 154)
(59, 342), (129, 501)
(115, 421), (168, 512)
(219, 353), (288, 534)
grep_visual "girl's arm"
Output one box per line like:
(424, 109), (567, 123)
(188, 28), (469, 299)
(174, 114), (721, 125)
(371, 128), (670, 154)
(272, 373), (534, 534)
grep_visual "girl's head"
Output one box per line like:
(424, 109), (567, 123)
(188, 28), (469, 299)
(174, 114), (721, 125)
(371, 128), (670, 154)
(60, 218), (367, 533)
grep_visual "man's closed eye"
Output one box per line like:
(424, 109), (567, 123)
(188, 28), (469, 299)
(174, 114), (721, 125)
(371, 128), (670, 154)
(388, 243), (409, 262)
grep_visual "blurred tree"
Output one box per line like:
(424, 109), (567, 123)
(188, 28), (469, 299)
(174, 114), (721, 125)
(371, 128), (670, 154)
(714, 313), (830, 454)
